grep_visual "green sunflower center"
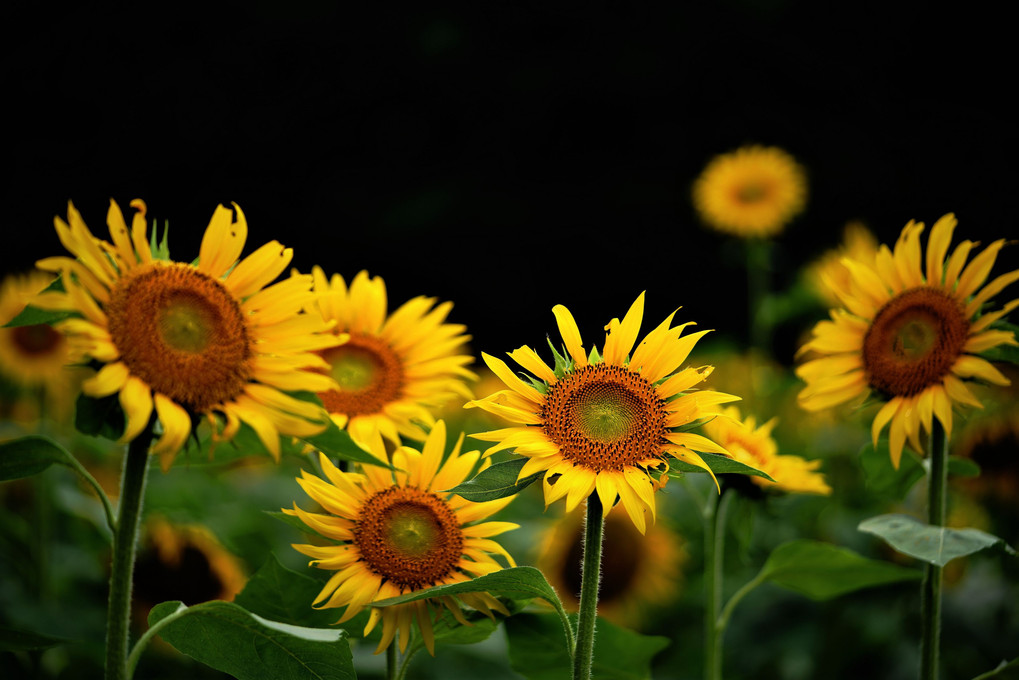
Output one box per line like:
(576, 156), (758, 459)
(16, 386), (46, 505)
(106, 262), (252, 412)
(541, 363), (668, 471)
(862, 286), (970, 397)
(10, 324), (63, 356)
(318, 335), (405, 417)
(354, 486), (464, 590)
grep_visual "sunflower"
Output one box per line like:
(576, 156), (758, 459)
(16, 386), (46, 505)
(286, 420), (517, 655)
(701, 406), (831, 495)
(796, 214), (1019, 467)
(33, 200), (342, 469)
(805, 221), (880, 307)
(692, 145), (807, 238)
(0, 270), (81, 419)
(536, 506), (685, 627)
(466, 292), (739, 533)
(307, 267), (475, 447)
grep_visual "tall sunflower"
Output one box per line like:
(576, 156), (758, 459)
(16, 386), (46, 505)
(467, 293), (739, 533)
(286, 420), (516, 655)
(307, 266), (475, 446)
(33, 200), (342, 469)
(0, 270), (81, 419)
(692, 145), (807, 238)
(797, 214), (1019, 467)
(701, 406), (831, 495)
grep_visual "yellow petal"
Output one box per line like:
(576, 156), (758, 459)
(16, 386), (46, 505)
(552, 304), (587, 368)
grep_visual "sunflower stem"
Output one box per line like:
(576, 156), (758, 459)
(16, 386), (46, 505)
(386, 642), (398, 680)
(573, 493), (605, 680)
(704, 488), (732, 680)
(920, 420), (948, 680)
(104, 424), (154, 680)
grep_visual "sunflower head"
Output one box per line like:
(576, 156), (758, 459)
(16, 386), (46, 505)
(805, 221), (880, 308)
(286, 420), (517, 656)
(306, 267), (475, 448)
(467, 292), (740, 533)
(692, 145), (807, 238)
(701, 406), (831, 495)
(33, 200), (342, 469)
(797, 214), (1019, 467)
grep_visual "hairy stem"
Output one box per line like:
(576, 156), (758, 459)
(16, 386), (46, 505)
(572, 493), (605, 680)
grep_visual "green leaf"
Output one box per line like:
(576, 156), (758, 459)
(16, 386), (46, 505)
(858, 514), (1018, 566)
(668, 452), (776, 482)
(2, 277), (75, 328)
(859, 441), (925, 500)
(755, 539), (922, 600)
(429, 607), (501, 646)
(446, 457), (543, 501)
(505, 613), (669, 680)
(301, 420), (390, 468)
(74, 392), (126, 441)
(973, 657), (1019, 680)
(0, 435), (74, 480)
(148, 600), (355, 680)
(948, 456), (981, 478)
(233, 555), (341, 629)
(0, 626), (69, 652)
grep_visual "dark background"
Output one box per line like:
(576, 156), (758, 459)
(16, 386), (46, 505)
(2, 0), (1016, 361)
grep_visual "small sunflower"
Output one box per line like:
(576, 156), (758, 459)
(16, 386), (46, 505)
(805, 221), (880, 308)
(701, 406), (831, 495)
(0, 271), (80, 417)
(307, 267), (475, 446)
(536, 507), (685, 627)
(467, 292), (739, 533)
(286, 420), (517, 655)
(34, 200), (342, 469)
(692, 145), (807, 238)
(797, 214), (1019, 467)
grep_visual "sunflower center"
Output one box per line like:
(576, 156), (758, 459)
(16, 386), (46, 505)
(735, 183), (768, 204)
(862, 286), (970, 397)
(106, 262), (252, 412)
(541, 364), (668, 471)
(354, 486), (463, 590)
(318, 334), (405, 417)
(10, 324), (63, 356)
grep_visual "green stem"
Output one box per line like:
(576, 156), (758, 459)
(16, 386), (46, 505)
(126, 603), (190, 678)
(104, 425), (154, 680)
(703, 489), (732, 680)
(386, 643), (398, 680)
(396, 645), (421, 680)
(717, 573), (765, 633)
(920, 420), (948, 680)
(572, 493), (605, 680)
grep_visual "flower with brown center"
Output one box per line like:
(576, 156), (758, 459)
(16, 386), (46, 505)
(692, 145), (807, 238)
(306, 267), (475, 447)
(286, 420), (517, 655)
(33, 200), (342, 468)
(797, 214), (1019, 467)
(467, 293), (739, 533)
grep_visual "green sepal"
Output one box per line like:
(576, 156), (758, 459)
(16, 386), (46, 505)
(667, 451), (776, 482)
(547, 338), (571, 379)
(149, 219), (171, 260)
(858, 514), (1018, 566)
(587, 344), (602, 364)
(446, 457), (543, 501)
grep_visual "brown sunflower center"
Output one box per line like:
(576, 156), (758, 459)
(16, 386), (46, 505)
(735, 182), (769, 204)
(105, 262), (252, 412)
(354, 486), (463, 590)
(318, 334), (405, 416)
(541, 364), (668, 471)
(862, 286), (970, 397)
(10, 324), (63, 356)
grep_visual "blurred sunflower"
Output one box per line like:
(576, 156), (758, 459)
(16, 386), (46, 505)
(536, 507), (685, 627)
(33, 200), (341, 469)
(797, 214), (1019, 467)
(0, 271), (81, 420)
(805, 221), (880, 307)
(467, 293), (739, 533)
(133, 517), (247, 615)
(701, 406), (831, 495)
(308, 267), (475, 446)
(286, 420), (516, 655)
(692, 145), (807, 238)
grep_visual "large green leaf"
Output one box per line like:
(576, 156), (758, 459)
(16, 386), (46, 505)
(755, 539), (921, 600)
(505, 613), (669, 680)
(147, 600), (355, 680)
(668, 452), (776, 482)
(858, 514), (1017, 566)
(446, 457), (543, 501)
(233, 555), (341, 629)
(0, 435), (73, 480)
(973, 657), (1019, 680)
(859, 441), (925, 499)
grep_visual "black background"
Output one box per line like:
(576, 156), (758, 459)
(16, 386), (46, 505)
(3, 1), (1016, 362)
